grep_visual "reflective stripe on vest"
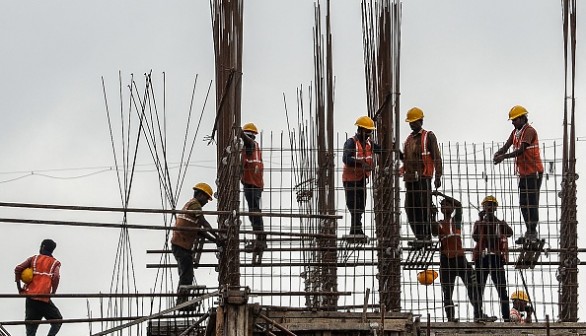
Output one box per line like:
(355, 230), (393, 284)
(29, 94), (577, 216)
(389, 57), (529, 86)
(26, 255), (58, 302)
(241, 142), (264, 188)
(512, 124), (544, 176)
(342, 137), (373, 182)
(420, 130), (435, 177)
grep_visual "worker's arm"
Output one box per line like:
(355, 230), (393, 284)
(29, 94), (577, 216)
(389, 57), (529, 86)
(493, 133), (516, 164)
(500, 220), (514, 237)
(525, 305), (533, 323)
(472, 221), (481, 242)
(199, 217), (219, 243)
(51, 263), (61, 294)
(342, 137), (370, 169)
(14, 257), (33, 293)
(428, 132), (443, 189)
(240, 130), (255, 155)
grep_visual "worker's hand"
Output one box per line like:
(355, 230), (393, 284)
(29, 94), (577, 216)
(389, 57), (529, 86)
(493, 154), (504, 165)
(525, 305), (534, 314)
(431, 190), (443, 197)
(362, 162), (373, 172)
(434, 179), (441, 189)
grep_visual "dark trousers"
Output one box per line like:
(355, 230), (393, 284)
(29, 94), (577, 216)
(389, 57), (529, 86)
(172, 244), (194, 287)
(519, 173), (543, 234)
(25, 298), (62, 336)
(243, 184), (264, 233)
(404, 179), (432, 240)
(475, 254), (510, 320)
(440, 255), (483, 319)
(343, 179), (367, 231)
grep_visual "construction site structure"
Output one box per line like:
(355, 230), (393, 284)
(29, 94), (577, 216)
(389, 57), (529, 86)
(0, 1), (582, 335)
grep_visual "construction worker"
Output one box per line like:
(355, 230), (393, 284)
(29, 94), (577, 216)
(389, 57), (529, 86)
(472, 196), (514, 322)
(400, 107), (443, 247)
(510, 290), (533, 323)
(431, 192), (486, 323)
(171, 182), (216, 307)
(342, 115), (381, 236)
(14, 239), (62, 336)
(493, 105), (544, 244)
(240, 122), (265, 250)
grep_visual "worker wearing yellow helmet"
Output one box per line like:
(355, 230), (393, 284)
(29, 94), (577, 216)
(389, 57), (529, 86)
(494, 105), (544, 245)
(430, 191), (488, 322)
(240, 122), (266, 252)
(510, 290), (533, 323)
(14, 239), (63, 335)
(342, 116), (381, 237)
(171, 182), (218, 308)
(472, 195), (514, 321)
(400, 107), (443, 248)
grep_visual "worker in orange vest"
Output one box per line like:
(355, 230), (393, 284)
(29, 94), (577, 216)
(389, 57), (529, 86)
(510, 290), (534, 323)
(472, 196), (513, 322)
(494, 105), (544, 244)
(14, 239), (62, 336)
(171, 182), (216, 307)
(431, 192), (486, 323)
(342, 116), (381, 236)
(401, 107), (443, 247)
(241, 122), (265, 250)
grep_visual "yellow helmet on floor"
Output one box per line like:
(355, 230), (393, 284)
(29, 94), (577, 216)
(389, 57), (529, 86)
(508, 105), (528, 120)
(481, 195), (498, 206)
(21, 267), (33, 284)
(417, 269), (438, 286)
(405, 107), (424, 123)
(193, 182), (214, 200)
(511, 290), (529, 302)
(243, 122), (259, 134)
(354, 116), (376, 130)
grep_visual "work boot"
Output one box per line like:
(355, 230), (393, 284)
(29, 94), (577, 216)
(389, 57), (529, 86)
(515, 231), (539, 245)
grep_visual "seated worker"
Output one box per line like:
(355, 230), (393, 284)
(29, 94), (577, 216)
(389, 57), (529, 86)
(472, 195), (514, 321)
(431, 191), (485, 322)
(510, 290), (533, 323)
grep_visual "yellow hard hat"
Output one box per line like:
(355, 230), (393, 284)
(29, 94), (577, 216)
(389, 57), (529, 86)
(354, 116), (376, 130)
(481, 195), (498, 206)
(511, 290), (529, 302)
(508, 105), (528, 120)
(21, 267), (33, 284)
(193, 182), (214, 200)
(405, 107), (424, 123)
(242, 122), (259, 134)
(417, 269), (438, 286)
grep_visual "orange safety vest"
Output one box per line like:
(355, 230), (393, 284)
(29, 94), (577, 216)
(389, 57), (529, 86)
(438, 219), (464, 258)
(472, 221), (509, 262)
(171, 198), (203, 250)
(512, 124), (544, 176)
(25, 254), (59, 302)
(342, 137), (373, 182)
(402, 130), (436, 178)
(241, 141), (264, 188)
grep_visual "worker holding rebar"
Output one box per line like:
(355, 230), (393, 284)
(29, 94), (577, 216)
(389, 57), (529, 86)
(472, 195), (514, 322)
(400, 107), (443, 248)
(493, 105), (544, 245)
(14, 239), (62, 336)
(510, 290), (533, 323)
(342, 115), (381, 237)
(171, 182), (215, 308)
(240, 122), (266, 250)
(431, 192), (487, 323)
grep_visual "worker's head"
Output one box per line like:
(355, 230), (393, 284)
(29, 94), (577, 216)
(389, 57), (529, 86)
(440, 198), (456, 216)
(242, 122), (259, 139)
(193, 182), (214, 205)
(508, 105), (528, 130)
(354, 116), (376, 139)
(511, 290), (529, 309)
(405, 107), (424, 132)
(40, 239), (57, 255)
(481, 195), (498, 214)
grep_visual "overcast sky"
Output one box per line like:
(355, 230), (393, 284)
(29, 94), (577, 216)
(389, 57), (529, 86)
(0, 1), (584, 335)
